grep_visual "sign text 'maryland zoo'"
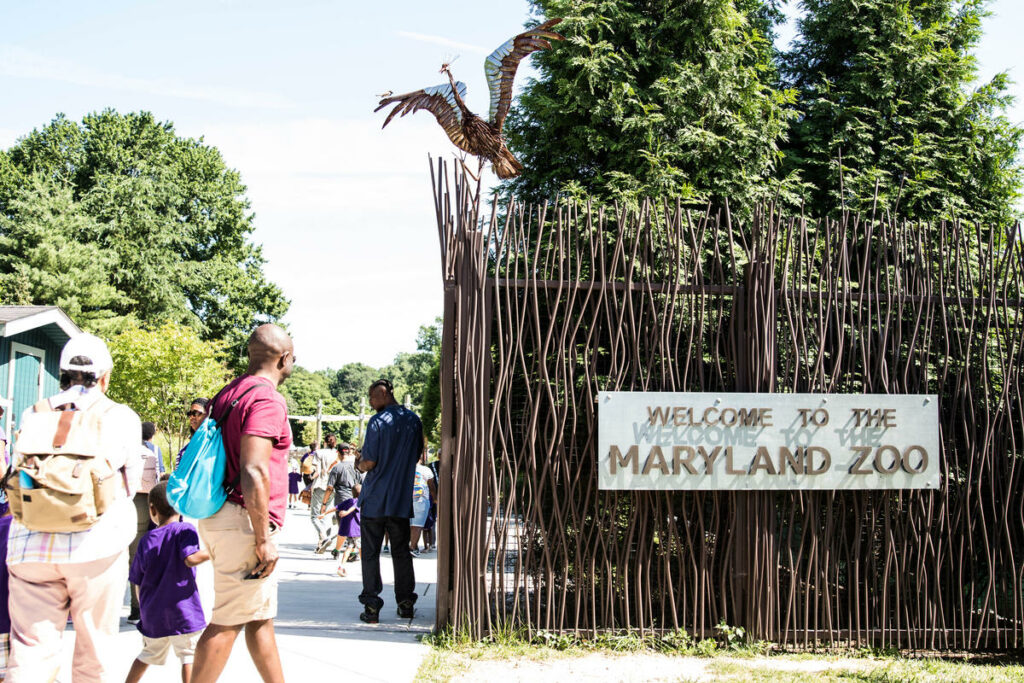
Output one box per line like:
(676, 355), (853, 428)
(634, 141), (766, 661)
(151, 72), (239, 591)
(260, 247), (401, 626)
(597, 392), (941, 491)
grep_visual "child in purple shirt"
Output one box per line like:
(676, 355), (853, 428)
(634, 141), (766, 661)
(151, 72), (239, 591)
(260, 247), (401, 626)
(318, 499), (360, 576)
(126, 482), (209, 683)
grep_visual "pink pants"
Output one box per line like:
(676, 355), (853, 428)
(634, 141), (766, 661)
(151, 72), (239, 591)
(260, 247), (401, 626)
(6, 551), (128, 683)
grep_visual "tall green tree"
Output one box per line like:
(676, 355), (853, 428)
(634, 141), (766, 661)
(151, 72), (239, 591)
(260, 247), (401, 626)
(419, 346), (442, 447)
(412, 317), (443, 445)
(783, 0), (1023, 225)
(280, 367), (350, 443)
(329, 362), (379, 414)
(0, 175), (128, 332)
(503, 0), (796, 210)
(106, 321), (229, 466)
(0, 110), (289, 357)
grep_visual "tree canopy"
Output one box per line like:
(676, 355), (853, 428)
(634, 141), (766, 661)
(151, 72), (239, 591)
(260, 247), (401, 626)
(106, 321), (229, 466)
(0, 110), (289, 358)
(503, 0), (796, 210)
(500, 1), (1021, 228)
(0, 176), (127, 330)
(783, 0), (1022, 225)
(279, 366), (349, 444)
(279, 318), (444, 446)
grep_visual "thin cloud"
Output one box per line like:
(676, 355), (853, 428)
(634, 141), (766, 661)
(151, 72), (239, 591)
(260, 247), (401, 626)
(396, 30), (490, 56)
(0, 46), (294, 110)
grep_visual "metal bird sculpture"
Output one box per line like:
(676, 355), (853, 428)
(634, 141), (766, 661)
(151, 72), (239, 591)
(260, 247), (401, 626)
(375, 19), (564, 179)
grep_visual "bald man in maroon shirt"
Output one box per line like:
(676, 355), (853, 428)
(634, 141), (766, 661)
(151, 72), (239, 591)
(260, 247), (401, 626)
(191, 324), (295, 683)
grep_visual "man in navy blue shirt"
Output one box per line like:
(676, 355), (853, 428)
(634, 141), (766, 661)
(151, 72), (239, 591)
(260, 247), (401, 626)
(355, 379), (423, 624)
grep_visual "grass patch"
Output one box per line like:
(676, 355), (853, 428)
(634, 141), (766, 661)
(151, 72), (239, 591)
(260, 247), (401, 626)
(416, 624), (770, 680)
(417, 625), (1024, 682)
(423, 626), (774, 655)
(422, 622), (772, 658)
(708, 656), (1024, 682)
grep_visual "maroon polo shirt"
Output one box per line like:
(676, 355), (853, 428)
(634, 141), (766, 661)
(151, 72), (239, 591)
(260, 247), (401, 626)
(211, 375), (292, 528)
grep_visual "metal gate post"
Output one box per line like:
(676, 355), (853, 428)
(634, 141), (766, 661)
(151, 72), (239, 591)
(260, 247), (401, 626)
(732, 255), (778, 641)
(435, 282), (457, 631)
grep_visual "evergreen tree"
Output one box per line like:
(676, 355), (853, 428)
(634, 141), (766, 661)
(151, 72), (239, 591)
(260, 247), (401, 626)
(503, 0), (797, 211)
(0, 175), (127, 332)
(783, 0), (1023, 226)
(0, 110), (289, 357)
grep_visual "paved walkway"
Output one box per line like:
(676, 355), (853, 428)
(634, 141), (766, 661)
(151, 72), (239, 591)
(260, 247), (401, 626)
(55, 506), (436, 681)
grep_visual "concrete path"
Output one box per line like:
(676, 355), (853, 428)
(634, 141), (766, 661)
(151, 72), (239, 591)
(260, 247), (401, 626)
(55, 505), (436, 682)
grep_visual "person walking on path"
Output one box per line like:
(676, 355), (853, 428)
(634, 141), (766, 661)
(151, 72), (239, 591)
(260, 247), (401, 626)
(124, 482), (210, 683)
(318, 443), (363, 558)
(355, 379), (423, 624)
(299, 442), (317, 489)
(408, 450), (436, 556)
(189, 324), (294, 683)
(4, 334), (142, 683)
(422, 454), (441, 553)
(307, 435), (337, 548)
(287, 462), (302, 509)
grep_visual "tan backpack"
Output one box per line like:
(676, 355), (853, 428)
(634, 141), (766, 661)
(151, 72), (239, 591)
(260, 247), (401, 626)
(5, 396), (128, 533)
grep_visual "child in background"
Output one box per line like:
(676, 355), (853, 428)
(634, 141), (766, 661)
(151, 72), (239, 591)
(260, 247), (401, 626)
(125, 482), (209, 683)
(288, 462), (302, 508)
(0, 510), (11, 681)
(318, 500), (360, 577)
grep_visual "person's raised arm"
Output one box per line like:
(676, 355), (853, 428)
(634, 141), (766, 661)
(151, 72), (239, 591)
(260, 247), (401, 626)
(240, 433), (278, 577)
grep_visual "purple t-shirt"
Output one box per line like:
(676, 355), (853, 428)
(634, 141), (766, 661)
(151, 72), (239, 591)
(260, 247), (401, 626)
(128, 521), (206, 638)
(0, 515), (11, 632)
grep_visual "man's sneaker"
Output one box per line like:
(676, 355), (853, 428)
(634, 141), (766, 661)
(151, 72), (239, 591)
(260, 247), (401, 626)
(359, 606), (380, 624)
(331, 549), (340, 560)
(397, 601), (415, 619)
(410, 548), (421, 558)
(315, 537), (332, 554)
(382, 545), (390, 554)
(127, 609), (140, 625)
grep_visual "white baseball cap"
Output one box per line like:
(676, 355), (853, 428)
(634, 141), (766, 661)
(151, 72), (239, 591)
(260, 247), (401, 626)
(59, 334), (114, 376)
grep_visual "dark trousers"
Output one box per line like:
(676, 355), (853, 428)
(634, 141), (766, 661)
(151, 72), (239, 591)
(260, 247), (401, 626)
(359, 516), (416, 610)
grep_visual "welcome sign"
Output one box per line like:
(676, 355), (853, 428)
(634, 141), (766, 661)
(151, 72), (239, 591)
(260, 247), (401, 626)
(598, 392), (941, 491)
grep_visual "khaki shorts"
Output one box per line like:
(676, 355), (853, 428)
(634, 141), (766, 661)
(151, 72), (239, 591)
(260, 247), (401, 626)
(198, 503), (279, 626)
(138, 631), (201, 666)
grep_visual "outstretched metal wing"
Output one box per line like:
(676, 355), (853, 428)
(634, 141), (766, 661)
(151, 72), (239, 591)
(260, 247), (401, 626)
(485, 18), (563, 129)
(375, 81), (472, 153)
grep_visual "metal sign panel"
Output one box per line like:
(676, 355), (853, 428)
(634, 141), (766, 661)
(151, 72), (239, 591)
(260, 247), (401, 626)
(598, 392), (941, 490)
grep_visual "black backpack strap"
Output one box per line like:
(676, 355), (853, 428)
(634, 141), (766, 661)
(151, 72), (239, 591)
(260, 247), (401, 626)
(216, 383), (262, 425)
(217, 381), (272, 496)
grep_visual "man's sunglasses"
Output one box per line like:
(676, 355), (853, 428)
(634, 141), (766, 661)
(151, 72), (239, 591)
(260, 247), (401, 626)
(186, 410), (206, 417)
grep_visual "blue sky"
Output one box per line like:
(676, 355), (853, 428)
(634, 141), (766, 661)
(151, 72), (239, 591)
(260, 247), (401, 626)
(1, 0), (1021, 371)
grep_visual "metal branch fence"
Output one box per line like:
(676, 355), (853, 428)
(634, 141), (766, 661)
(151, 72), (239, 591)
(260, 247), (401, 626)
(430, 160), (1024, 649)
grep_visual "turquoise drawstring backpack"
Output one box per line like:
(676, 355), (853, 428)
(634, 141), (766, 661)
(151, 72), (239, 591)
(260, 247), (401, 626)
(167, 384), (259, 518)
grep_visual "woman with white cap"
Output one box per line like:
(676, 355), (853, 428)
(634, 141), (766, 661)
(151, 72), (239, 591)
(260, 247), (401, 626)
(4, 333), (143, 683)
